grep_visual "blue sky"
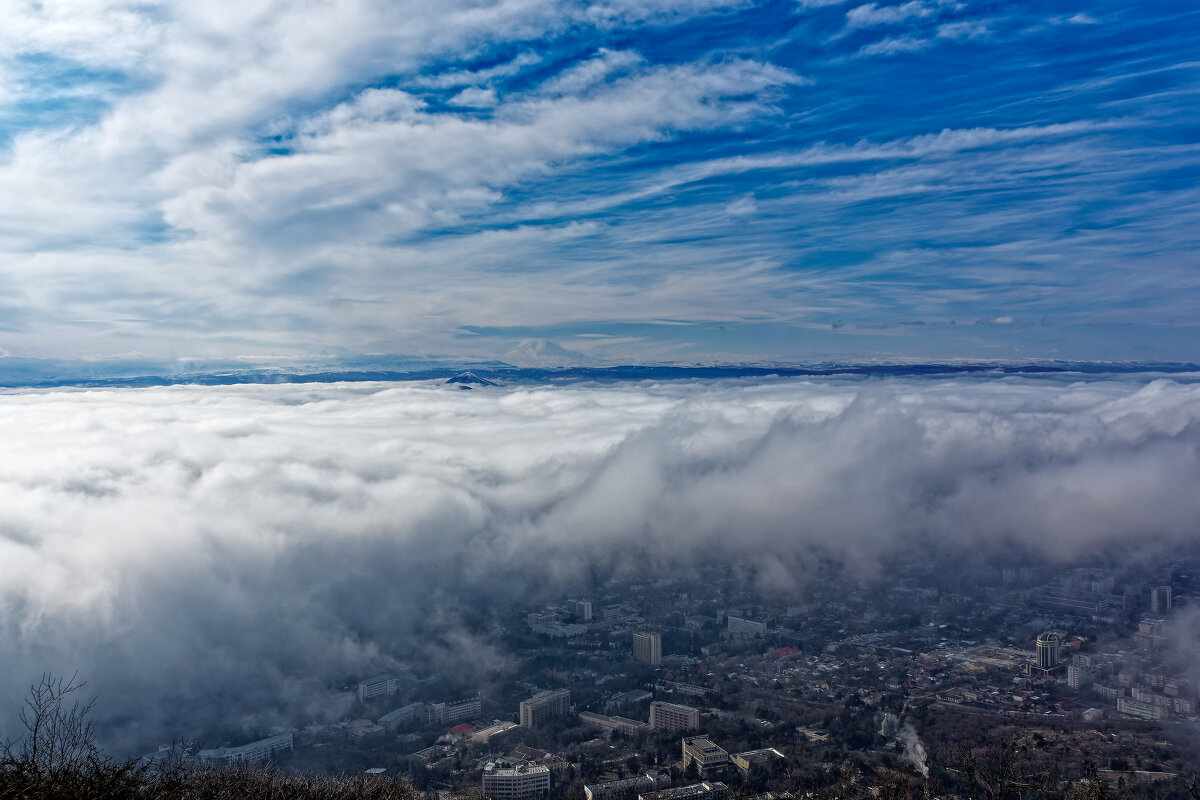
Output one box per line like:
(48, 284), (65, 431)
(0, 0), (1197, 367)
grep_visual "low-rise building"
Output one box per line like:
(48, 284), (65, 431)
(357, 674), (399, 703)
(585, 771), (670, 800)
(379, 702), (425, 731)
(578, 711), (649, 736)
(197, 733), (293, 766)
(473, 720), (520, 745)
(482, 759), (551, 800)
(1118, 695), (1166, 724)
(639, 782), (729, 800)
(731, 748), (785, 779)
(682, 737), (730, 777)
(607, 690), (653, 711)
(423, 694), (481, 726)
(1117, 697), (1168, 721)
(335, 719), (385, 741)
(537, 623), (589, 638)
(726, 616), (766, 637)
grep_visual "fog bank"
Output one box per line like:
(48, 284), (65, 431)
(0, 374), (1197, 749)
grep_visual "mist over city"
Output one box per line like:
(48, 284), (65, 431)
(1, 372), (1198, 756)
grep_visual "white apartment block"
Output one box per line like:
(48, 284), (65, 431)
(585, 771), (670, 800)
(482, 759), (551, 800)
(520, 689), (571, 727)
(639, 782), (730, 800)
(578, 711), (649, 736)
(357, 674), (399, 703)
(682, 737), (730, 777)
(650, 701), (699, 732)
(197, 733), (293, 766)
(425, 695), (482, 726)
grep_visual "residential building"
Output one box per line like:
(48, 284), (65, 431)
(639, 782), (729, 800)
(378, 702), (424, 731)
(536, 622), (588, 639)
(472, 721), (519, 745)
(482, 759), (551, 800)
(731, 749), (786, 779)
(520, 689), (571, 727)
(633, 631), (662, 665)
(650, 701), (699, 732)
(655, 681), (712, 700)
(578, 711), (649, 736)
(726, 616), (766, 637)
(607, 689), (653, 711)
(357, 674), (399, 703)
(568, 600), (594, 621)
(1151, 585), (1172, 615)
(682, 737), (730, 777)
(1135, 618), (1167, 650)
(1117, 697), (1168, 721)
(585, 772), (670, 800)
(335, 719), (385, 741)
(197, 733), (293, 766)
(527, 611), (559, 628)
(447, 695), (482, 723)
(1035, 588), (1114, 616)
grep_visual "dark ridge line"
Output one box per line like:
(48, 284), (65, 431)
(0, 362), (1197, 390)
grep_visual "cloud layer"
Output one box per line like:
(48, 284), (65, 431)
(0, 0), (1197, 363)
(1, 373), (1198, 749)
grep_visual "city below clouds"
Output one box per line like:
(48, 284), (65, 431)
(1, 373), (1199, 750)
(0, 0), (1197, 365)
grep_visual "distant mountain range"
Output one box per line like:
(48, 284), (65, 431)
(0, 357), (1196, 389)
(444, 371), (498, 388)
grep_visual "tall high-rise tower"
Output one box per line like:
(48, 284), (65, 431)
(633, 631), (662, 665)
(1036, 631), (1060, 669)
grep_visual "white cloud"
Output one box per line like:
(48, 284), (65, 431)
(845, 0), (954, 28)
(448, 86), (499, 107)
(937, 18), (993, 39)
(0, 375), (1198, 749)
(725, 193), (758, 216)
(0, 0), (802, 360)
(0, 0), (755, 251)
(157, 59), (799, 248)
(539, 48), (645, 96)
(410, 52), (544, 90)
(857, 34), (930, 56)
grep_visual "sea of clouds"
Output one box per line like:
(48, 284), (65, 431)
(1, 374), (1198, 751)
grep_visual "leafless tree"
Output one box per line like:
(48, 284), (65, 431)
(940, 734), (1054, 800)
(3, 673), (101, 773)
(0, 672), (148, 799)
(1181, 772), (1200, 800)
